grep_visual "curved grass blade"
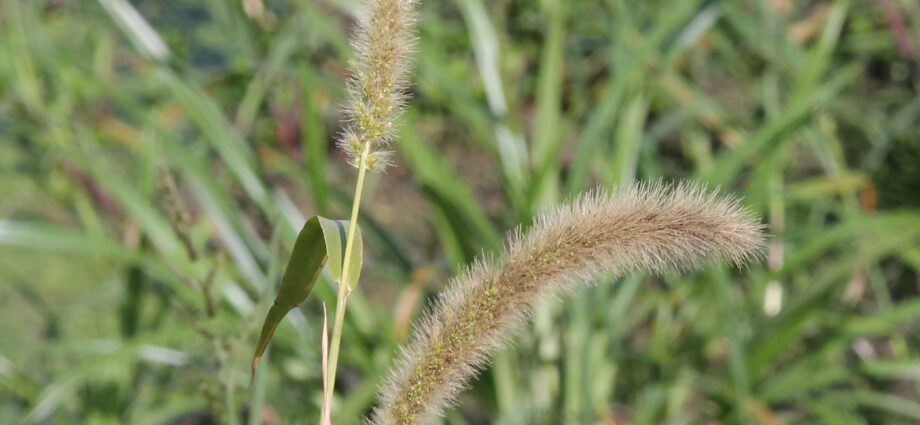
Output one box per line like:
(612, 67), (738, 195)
(250, 216), (363, 377)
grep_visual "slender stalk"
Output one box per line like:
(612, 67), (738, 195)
(221, 341), (240, 425)
(322, 146), (371, 424)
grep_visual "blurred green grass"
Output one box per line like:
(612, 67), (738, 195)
(2, 0), (920, 424)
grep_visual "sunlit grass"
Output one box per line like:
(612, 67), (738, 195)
(1, 0), (920, 424)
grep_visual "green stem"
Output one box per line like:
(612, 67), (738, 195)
(221, 341), (240, 425)
(321, 146), (370, 424)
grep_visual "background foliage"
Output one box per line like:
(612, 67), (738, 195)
(2, 0), (920, 423)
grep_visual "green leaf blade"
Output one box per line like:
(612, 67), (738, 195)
(250, 216), (362, 377)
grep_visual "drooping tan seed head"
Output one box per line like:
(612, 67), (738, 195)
(339, 0), (418, 171)
(369, 182), (765, 424)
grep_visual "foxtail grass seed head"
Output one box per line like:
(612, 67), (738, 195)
(339, 0), (418, 171)
(369, 183), (765, 424)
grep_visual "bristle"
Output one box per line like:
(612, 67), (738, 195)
(368, 182), (765, 424)
(338, 0), (418, 171)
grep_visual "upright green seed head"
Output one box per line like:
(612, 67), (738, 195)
(338, 0), (418, 171)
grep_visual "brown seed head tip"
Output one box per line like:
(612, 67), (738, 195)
(338, 0), (419, 171)
(368, 182), (764, 424)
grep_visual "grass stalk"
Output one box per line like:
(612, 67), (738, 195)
(322, 145), (371, 424)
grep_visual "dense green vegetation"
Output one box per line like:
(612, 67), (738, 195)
(2, 0), (920, 423)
